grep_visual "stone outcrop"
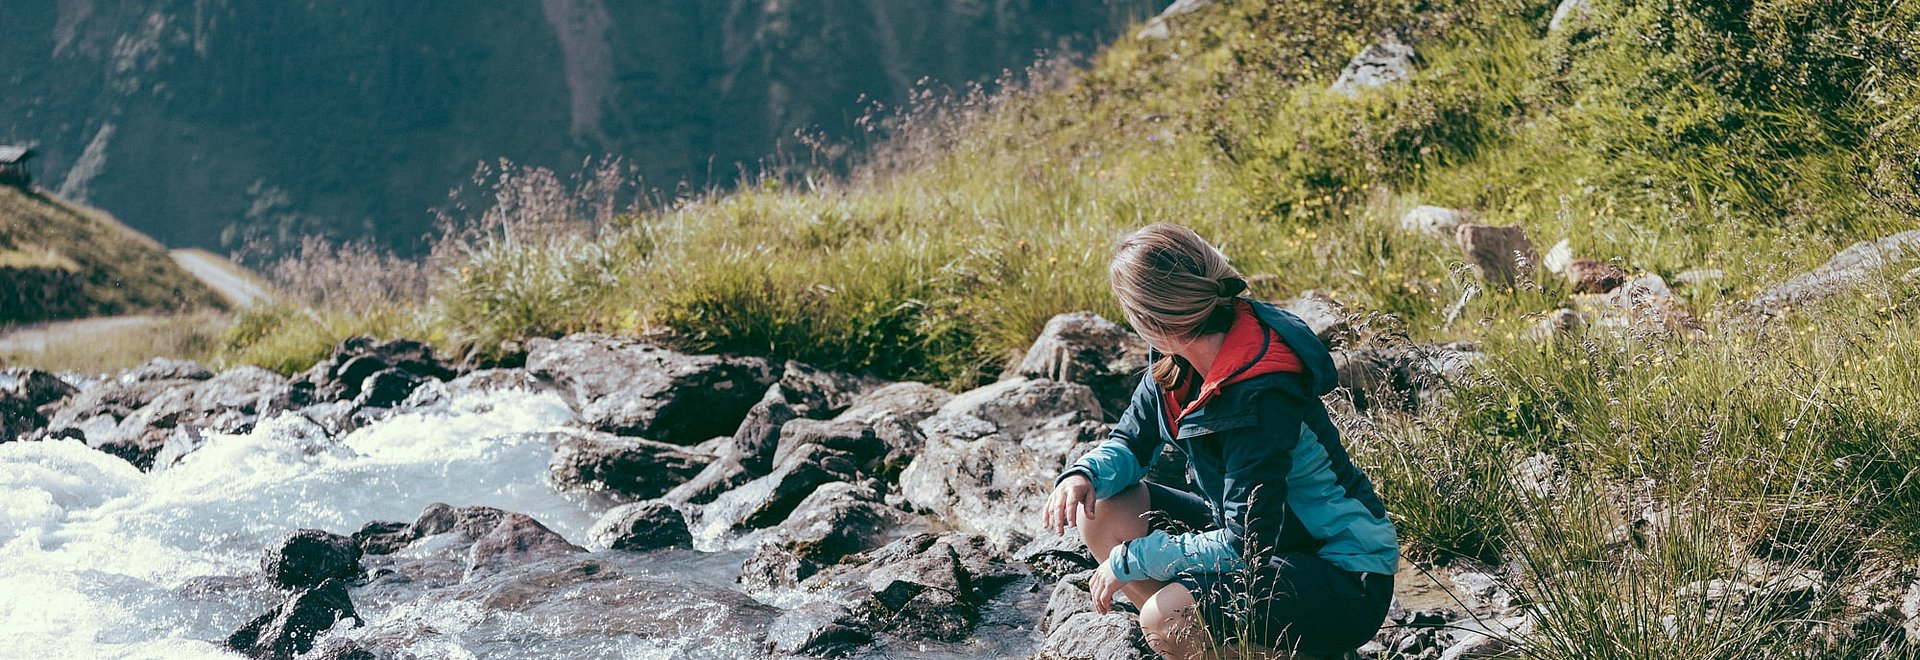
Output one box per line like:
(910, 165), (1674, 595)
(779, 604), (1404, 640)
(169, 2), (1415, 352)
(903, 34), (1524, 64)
(546, 430), (711, 498)
(1455, 224), (1539, 289)
(1332, 35), (1415, 97)
(898, 377), (1106, 548)
(526, 333), (778, 443)
(1751, 229), (1920, 316)
(1004, 312), (1150, 421)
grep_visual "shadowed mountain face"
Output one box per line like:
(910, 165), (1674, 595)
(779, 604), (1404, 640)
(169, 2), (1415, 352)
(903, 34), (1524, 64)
(0, 0), (1154, 252)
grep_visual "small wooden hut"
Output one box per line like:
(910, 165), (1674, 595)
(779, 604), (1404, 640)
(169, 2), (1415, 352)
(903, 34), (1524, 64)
(0, 146), (37, 188)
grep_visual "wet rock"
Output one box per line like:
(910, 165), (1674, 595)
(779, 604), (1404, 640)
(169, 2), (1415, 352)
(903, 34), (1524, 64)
(1400, 205), (1471, 238)
(464, 512), (586, 580)
(1004, 312), (1150, 421)
(765, 601), (871, 657)
(291, 336), (455, 404)
(2, 395), (46, 442)
(546, 430), (711, 498)
(767, 360), (886, 420)
(225, 578), (358, 660)
(739, 482), (904, 591)
(82, 365), (289, 469)
(797, 532), (1024, 643)
(1038, 611), (1152, 660)
(263, 529), (362, 591)
(661, 454), (755, 505)
(1455, 224), (1539, 289)
(700, 443), (860, 532)
(1566, 259), (1628, 294)
(1044, 571), (1099, 633)
(774, 418), (887, 474)
(1332, 35), (1415, 97)
(355, 556), (779, 653)
(899, 377), (1105, 548)
(834, 381), (953, 426)
(1752, 229), (1920, 316)
(353, 368), (425, 409)
(1331, 344), (1482, 414)
(45, 357), (215, 443)
(1018, 533), (1098, 584)
(352, 503), (505, 558)
(301, 638), (383, 660)
(586, 501), (692, 551)
(526, 333), (778, 443)
(0, 368), (76, 408)
(730, 399), (799, 474)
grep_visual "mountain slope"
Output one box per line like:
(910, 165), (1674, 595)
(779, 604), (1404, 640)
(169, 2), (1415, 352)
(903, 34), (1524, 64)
(0, 185), (224, 323)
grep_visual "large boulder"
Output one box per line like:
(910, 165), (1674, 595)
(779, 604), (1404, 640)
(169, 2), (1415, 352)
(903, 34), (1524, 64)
(739, 481), (906, 591)
(262, 529), (362, 591)
(899, 377), (1105, 548)
(0, 368), (76, 408)
(1019, 533), (1099, 584)
(225, 578), (359, 660)
(1004, 312), (1150, 421)
(661, 455), (756, 505)
(526, 333), (778, 443)
(465, 512), (586, 580)
(772, 418), (888, 475)
(729, 399), (799, 474)
(546, 430), (711, 498)
(1332, 35), (1415, 97)
(45, 357), (213, 438)
(1751, 230), (1920, 316)
(1039, 611), (1153, 660)
(48, 363), (284, 469)
(1455, 224), (1540, 289)
(765, 601), (872, 657)
(351, 504), (587, 594)
(586, 501), (693, 551)
(287, 336), (456, 406)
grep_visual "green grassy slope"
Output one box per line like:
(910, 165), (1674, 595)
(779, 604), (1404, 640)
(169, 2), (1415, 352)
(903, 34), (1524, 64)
(228, 2), (1920, 655)
(0, 186), (225, 323)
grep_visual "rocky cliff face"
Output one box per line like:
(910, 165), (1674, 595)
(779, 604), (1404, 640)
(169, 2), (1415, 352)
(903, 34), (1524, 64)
(0, 0), (1152, 252)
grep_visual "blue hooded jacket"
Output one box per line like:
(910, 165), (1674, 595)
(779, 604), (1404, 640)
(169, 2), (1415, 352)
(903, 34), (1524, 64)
(1057, 298), (1399, 581)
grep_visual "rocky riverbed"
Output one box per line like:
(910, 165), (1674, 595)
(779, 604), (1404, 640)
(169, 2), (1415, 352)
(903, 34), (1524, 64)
(0, 306), (1537, 659)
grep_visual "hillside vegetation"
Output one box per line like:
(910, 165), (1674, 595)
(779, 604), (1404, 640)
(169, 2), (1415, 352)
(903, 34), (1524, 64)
(225, 0), (1920, 656)
(0, 186), (223, 324)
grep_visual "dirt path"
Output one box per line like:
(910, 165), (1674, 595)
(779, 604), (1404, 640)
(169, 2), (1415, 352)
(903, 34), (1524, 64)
(169, 248), (272, 307)
(0, 314), (166, 354)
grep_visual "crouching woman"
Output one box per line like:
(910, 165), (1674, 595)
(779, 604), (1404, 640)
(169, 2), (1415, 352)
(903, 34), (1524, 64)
(1042, 223), (1398, 659)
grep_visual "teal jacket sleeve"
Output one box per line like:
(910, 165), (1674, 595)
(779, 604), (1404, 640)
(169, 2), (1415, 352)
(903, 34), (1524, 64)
(1057, 376), (1162, 500)
(1110, 392), (1302, 583)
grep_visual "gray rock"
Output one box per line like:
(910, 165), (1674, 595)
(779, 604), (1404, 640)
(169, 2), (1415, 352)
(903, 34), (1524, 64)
(898, 377), (1105, 548)
(699, 443), (860, 533)
(834, 381), (953, 426)
(764, 601), (871, 657)
(353, 367), (424, 409)
(262, 529), (362, 591)
(1901, 578), (1920, 644)
(1751, 230), (1920, 316)
(767, 360), (886, 420)
(1280, 290), (1355, 346)
(1005, 312), (1150, 421)
(586, 501), (692, 551)
(1044, 571), (1099, 633)
(1332, 36), (1415, 97)
(1, 394), (46, 442)
(1455, 224), (1540, 289)
(1400, 205), (1471, 238)
(739, 482), (904, 591)
(1019, 534), (1098, 584)
(661, 455), (755, 505)
(84, 365), (288, 469)
(1038, 611), (1152, 660)
(800, 533), (1021, 643)
(1672, 268), (1726, 289)
(546, 430), (711, 498)
(289, 336), (455, 405)
(731, 399), (800, 474)
(526, 333), (779, 443)
(773, 418), (886, 474)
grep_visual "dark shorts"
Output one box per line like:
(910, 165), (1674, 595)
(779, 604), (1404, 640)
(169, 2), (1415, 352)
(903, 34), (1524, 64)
(1142, 480), (1395, 655)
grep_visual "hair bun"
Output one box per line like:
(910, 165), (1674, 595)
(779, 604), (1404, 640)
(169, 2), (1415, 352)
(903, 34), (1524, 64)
(1217, 276), (1247, 298)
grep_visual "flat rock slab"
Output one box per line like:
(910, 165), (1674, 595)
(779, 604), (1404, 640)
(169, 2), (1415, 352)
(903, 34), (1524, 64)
(527, 333), (778, 443)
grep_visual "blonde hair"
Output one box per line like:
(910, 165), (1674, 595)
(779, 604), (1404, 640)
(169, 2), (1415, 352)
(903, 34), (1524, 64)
(1109, 223), (1245, 391)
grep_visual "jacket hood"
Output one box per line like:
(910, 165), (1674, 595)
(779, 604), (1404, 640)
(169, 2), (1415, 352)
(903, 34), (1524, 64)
(1245, 297), (1339, 397)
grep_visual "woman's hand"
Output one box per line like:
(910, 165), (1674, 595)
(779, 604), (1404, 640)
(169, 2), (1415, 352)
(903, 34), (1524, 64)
(1043, 473), (1096, 535)
(1089, 553), (1124, 615)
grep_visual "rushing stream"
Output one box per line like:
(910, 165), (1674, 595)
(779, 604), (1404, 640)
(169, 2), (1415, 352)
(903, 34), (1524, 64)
(0, 385), (1048, 659)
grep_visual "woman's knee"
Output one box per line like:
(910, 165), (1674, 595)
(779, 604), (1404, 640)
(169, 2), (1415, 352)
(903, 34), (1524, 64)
(1079, 483), (1151, 548)
(1139, 583), (1207, 647)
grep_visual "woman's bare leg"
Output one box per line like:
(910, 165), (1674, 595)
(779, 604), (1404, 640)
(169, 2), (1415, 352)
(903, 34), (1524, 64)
(1078, 483), (1170, 607)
